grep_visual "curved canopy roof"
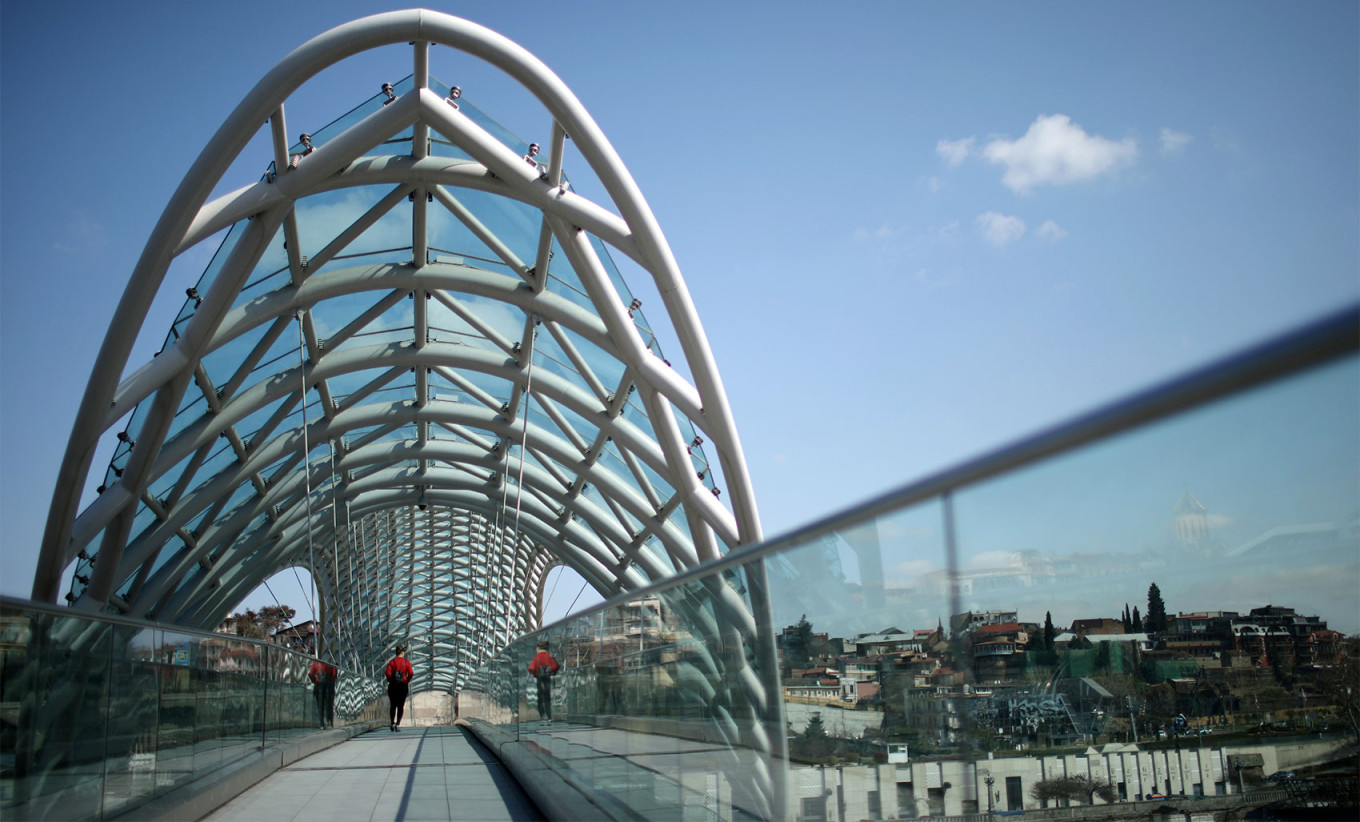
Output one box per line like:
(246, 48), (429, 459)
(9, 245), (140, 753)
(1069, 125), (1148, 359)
(34, 10), (760, 690)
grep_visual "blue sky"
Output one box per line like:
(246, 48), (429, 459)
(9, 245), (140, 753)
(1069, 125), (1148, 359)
(2, 2), (1356, 625)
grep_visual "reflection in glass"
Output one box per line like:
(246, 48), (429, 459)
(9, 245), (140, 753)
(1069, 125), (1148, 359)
(460, 350), (1357, 820)
(0, 601), (386, 822)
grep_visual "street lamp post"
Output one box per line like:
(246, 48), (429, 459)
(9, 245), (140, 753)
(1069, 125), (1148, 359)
(983, 770), (995, 816)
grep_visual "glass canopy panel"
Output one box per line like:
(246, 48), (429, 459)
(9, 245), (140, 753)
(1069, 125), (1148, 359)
(346, 298), (414, 347)
(447, 367), (515, 406)
(425, 198), (507, 264)
(426, 370), (477, 405)
(528, 330), (582, 385)
(543, 269), (593, 314)
(233, 395), (290, 446)
(295, 185), (410, 263)
(594, 445), (642, 500)
(173, 221), (246, 328)
(557, 326), (624, 394)
(139, 535), (190, 587)
(631, 444), (676, 503)
(308, 288), (396, 349)
(428, 291), (524, 349)
(201, 320), (272, 392)
(323, 368), (380, 408)
(441, 188), (539, 266)
(147, 451), (195, 504)
(244, 226), (289, 295)
(249, 324), (308, 381)
(589, 234), (638, 314)
(236, 265), (290, 308)
(166, 394), (210, 443)
(619, 398), (658, 447)
(293, 76), (418, 154)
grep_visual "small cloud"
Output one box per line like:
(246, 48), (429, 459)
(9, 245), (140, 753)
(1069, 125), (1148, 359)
(975, 211), (1026, 246)
(914, 268), (956, 288)
(772, 453), (790, 464)
(1210, 128), (1244, 154)
(936, 136), (975, 166)
(982, 114), (1138, 194)
(933, 221), (961, 242)
(1160, 127), (1193, 154)
(922, 176), (944, 193)
(854, 223), (909, 243)
(52, 213), (109, 256)
(1036, 219), (1067, 241)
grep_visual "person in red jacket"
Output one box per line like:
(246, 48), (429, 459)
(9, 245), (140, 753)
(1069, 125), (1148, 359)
(385, 645), (414, 731)
(308, 659), (338, 728)
(527, 641), (559, 721)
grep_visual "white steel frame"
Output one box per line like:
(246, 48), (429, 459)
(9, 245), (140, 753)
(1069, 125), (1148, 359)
(34, 11), (765, 691)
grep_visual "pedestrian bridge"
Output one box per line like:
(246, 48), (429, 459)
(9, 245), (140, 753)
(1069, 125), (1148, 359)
(3, 9), (1357, 821)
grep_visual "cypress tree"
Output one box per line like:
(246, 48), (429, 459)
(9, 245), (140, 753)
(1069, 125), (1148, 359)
(1147, 582), (1167, 634)
(1132, 606), (1143, 633)
(1043, 611), (1056, 651)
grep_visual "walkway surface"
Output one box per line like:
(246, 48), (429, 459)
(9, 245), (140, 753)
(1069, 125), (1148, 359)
(202, 725), (543, 822)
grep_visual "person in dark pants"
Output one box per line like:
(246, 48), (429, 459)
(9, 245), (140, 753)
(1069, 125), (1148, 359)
(528, 641), (559, 721)
(308, 659), (337, 728)
(385, 645), (414, 731)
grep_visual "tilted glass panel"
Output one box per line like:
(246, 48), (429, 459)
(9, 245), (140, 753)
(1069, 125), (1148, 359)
(425, 197), (506, 263)
(201, 320), (273, 394)
(295, 185), (411, 263)
(344, 298), (413, 347)
(430, 290), (525, 349)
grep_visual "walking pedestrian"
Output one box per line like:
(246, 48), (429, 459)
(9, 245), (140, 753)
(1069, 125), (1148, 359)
(386, 645), (414, 731)
(308, 658), (337, 728)
(528, 641), (559, 721)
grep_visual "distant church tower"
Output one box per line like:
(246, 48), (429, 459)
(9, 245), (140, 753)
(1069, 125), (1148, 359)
(1173, 491), (1210, 555)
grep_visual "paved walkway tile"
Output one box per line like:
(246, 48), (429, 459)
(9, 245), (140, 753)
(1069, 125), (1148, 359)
(203, 726), (544, 821)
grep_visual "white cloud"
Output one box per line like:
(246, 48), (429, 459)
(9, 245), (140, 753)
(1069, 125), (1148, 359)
(853, 223), (910, 242)
(1036, 219), (1068, 241)
(933, 220), (961, 242)
(982, 114), (1138, 194)
(1160, 127), (1193, 154)
(914, 268), (957, 288)
(52, 212), (108, 256)
(975, 211), (1026, 246)
(936, 136), (975, 166)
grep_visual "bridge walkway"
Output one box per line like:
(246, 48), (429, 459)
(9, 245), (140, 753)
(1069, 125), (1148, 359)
(202, 725), (543, 822)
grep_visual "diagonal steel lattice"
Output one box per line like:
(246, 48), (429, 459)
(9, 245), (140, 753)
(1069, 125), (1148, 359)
(34, 11), (770, 699)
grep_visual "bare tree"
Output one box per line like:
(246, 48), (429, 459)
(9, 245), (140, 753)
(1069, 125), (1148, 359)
(1031, 775), (1117, 805)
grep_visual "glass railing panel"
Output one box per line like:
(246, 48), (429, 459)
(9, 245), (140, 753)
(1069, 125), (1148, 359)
(154, 630), (203, 792)
(0, 609), (113, 821)
(1, 599), (387, 821)
(99, 623), (161, 817)
(460, 318), (1356, 821)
